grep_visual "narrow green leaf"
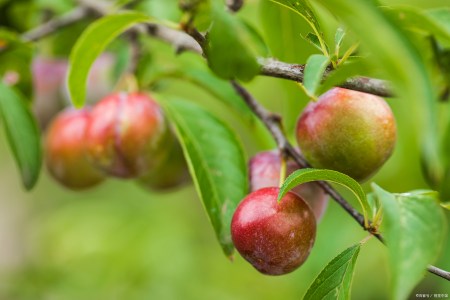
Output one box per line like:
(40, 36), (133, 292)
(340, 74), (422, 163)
(317, 0), (442, 215)
(278, 168), (370, 226)
(68, 12), (151, 107)
(303, 244), (361, 300)
(0, 83), (41, 190)
(441, 202), (450, 210)
(163, 99), (248, 257)
(303, 54), (330, 97)
(269, 0), (326, 54)
(301, 32), (326, 53)
(372, 184), (447, 300)
(335, 27), (346, 50)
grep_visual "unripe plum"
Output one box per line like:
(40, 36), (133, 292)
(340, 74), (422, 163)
(296, 87), (396, 182)
(85, 92), (170, 178)
(138, 136), (190, 191)
(249, 150), (328, 221)
(231, 187), (316, 275)
(45, 108), (104, 189)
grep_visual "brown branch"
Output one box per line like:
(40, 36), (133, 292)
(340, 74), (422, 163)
(226, 0), (244, 12)
(259, 58), (393, 98)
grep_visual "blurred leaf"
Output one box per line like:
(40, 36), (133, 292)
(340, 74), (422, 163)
(278, 168), (370, 226)
(301, 32), (326, 53)
(163, 99), (248, 257)
(372, 184), (447, 300)
(335, 27), (346, 50)
(317, 0), (442, 213)
(0, 83), (41, 190)
(303, 243), (361, 300)
(240, 19), (270, 57)
(68, 12), (151, 107)
(206, 4), (260, 81)
(152, 68), (254, 122)
(0, 28), (33, 98)
(269, 0), (326, 54)
(303, 54), (330, 97)
(426, 8), (450, 41)
(259, 0), (307, 62)
(441, 202), (450, 210)
(384, 6), (450, 44)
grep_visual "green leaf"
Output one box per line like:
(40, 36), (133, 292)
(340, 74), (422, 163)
(278, 168), (370, 227)
(269, 0), (327, 55)
(206, 4), (260, 81)
(441, 202), (450, 210)
(303, 244), (361, 300)
(0, 29), (33, 98)
(151, 68), (254, 122)
(0, 83), (41, 190)
(316, 0), (442, 214)
(301, 32), (326, 53)
(372, 184), (447, 300)
(68, 12), (151, 107)
(335, 26), (346, 50)
(163, 99), (248, 257)
(384, 6), (450, 44)
(303, 54), (330, 97)
(426, 8), (450, 42)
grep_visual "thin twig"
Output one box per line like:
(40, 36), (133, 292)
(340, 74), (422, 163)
(259, 58), (393, 98)
(226, 0), (244, 12)
(21, 7), (92, 42)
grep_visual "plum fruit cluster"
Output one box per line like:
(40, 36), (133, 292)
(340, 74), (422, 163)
(231, 87), (396, 275)
(45, 92), (190, 191)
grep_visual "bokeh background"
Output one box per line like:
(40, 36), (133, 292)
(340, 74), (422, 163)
(0, 0), (449, 299)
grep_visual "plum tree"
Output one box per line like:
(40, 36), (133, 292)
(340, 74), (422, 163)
(296, 87), (397, 182)
(231, 187), (316, 275)
(249, 150), (328, 220)
(45, 107), (104, 189)
(85, 92), (171, 178)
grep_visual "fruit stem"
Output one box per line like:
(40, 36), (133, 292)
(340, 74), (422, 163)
(279, 152), (287, 188)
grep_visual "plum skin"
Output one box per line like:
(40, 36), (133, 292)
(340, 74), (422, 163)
(45, 108), (104, 189)
(137, 136), (190, 191)
(231, 187), (316, 275)
(296, 87), (397, 182)
(85, 92), (171, 178)
(249, 150), (328, 221)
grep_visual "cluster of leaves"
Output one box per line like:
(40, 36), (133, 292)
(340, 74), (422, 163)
(0, 0), (449, 299)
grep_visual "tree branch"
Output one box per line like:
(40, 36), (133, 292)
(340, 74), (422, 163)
(21, 6), (92, 42)
(259, 58), (393, 97)
(226, 0), (244, 12)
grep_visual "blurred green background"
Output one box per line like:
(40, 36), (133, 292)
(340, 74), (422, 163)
(0, 0), (449, 299)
